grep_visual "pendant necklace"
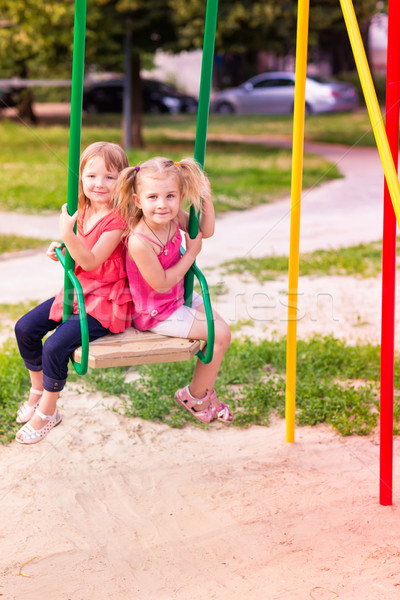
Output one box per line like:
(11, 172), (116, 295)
(143, 218), (172, 255)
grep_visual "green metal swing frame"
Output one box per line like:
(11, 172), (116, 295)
(57, 0), (218, 375)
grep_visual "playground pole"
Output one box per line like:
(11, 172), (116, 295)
(285, 0), (310, 443)
(380, 1), (400, 506)
(339, 0), (400, 225)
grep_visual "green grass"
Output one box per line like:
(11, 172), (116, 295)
(0, 118), (340, 213)
(222, 240), (391, 281)
(0, 341), (31, 443)
(0, 300), (38, 323)
(0, 234), (51, 255)
(2, 333), (400, 444)
(145, 110), (378, 148)
(77, 334), (399, 438)
(1, 109), (379, 215)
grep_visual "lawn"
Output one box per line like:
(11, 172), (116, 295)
(146, 109), (378, 147)
(0, 113), (348, 214)
(222, 239), (399, 280)
(0, 108), (381, 216)
(0, 234), (51, 255)
(0, 333), (396, 444)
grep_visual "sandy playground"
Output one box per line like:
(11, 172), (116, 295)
(2, 267), (400, 600)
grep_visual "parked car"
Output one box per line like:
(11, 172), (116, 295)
(82, 78), (198, 114)
(210, 71), (359, 115)
(0, 84), (19, 109)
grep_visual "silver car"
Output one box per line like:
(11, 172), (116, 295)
(210, 71), (359, 115)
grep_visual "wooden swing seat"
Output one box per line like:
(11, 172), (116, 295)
(73, 328), (200, 369)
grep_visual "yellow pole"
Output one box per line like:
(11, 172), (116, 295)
(340, 0), (400, 225)
(285, 0), (310, 443)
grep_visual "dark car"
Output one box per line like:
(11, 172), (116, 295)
(82, 78), (198, 114)
(0, 84), (19, 109)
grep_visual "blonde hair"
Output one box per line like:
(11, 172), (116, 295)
(78, 141), (129, 211)
(115, 156), (208, 231)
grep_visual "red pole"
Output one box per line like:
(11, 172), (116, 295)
(380, 2), (400, 506)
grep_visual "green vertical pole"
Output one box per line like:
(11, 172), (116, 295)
(184, 0), (218, 304)
(63, 0), (87, 321)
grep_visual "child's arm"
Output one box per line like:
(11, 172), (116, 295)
(59, 205), (123, 271)
(199, 179), (215, 238)
(128, 232), (202, 293)
(177, 179), (215, 238)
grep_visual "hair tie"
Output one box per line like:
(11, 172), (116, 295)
(174, 161), (181, 168)
(134, 166), (140, 172)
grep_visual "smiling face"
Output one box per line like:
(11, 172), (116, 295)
(134, 173), (183, 228)
(81, 156), (119, 208)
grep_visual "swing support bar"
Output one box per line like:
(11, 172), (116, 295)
(63, 0), (86, 323)
(184, 0), (218, 306)
(56, 245), (89, 375)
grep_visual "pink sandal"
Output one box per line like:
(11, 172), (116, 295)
(174, 386), (215, 423)
(209, 390), (234, 424)
(16, 388), (43, 424)
(16, 408), (62, 445)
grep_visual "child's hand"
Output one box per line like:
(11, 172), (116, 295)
(59, 203), (78, 239)
(46, 241), (63, 262)
(185, 232), (202, 259)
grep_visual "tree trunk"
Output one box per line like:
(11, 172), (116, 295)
(129, 52), (144, 149)
(17, 89), (38, 125)
(16, 64), (38, 125)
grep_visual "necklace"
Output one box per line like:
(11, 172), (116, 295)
(143, 218), (172, 255)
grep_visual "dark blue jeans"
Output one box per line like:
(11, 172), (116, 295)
(15, 298), (109, 392)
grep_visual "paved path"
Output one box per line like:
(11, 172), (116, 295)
(200, 137), (385, 266)
(0, 139), (387, 303)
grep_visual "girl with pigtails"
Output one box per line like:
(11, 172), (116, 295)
(115, 157), (233, 424)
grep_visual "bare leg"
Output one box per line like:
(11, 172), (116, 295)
(186, 307), (231, 399)
(16, 370), (44, 423)
(27, 370), (44, 406)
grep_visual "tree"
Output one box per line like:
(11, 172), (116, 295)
(0, 0), (75, 121)
(309, 0), (378, 74)
(84, 0), (178, 148)
(170, 0), (380, 84)
(171, 0), (297, 85)
(0, 0), (178, 145)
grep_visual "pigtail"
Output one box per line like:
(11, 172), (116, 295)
(114, 166), (142, 232)
(178, 158), (208, 213)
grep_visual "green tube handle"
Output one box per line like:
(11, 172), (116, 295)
(189, 262), (214, 364)
(55, 244), (89, 375)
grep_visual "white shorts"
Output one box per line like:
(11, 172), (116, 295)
(149, 292), (204, 338)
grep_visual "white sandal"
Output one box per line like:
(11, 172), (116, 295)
(16, 408), (62, 445)
(16, 388), (43, 424)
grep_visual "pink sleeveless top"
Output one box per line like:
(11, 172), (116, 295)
(125, 225), (184, 331)
(49, 210), (132, 333)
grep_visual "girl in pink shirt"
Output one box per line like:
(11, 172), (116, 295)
(116, 156), (233, 425)
(15, 142), (132, 444)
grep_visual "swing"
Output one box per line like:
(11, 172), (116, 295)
(55, 0), (218, 374)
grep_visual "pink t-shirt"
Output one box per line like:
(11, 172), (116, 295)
(49, 210), (132, 333)
(126, 226), (184, 331)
